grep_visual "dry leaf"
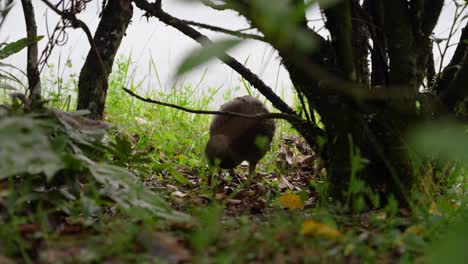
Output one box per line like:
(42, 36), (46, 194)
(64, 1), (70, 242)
(285, 149), (294, 165)
(171, 191), (188, 198)
(227, 199), (242, 205)
(300, 219), (343, 240)
(278, 193), (304, 210)
(278, 176), (294, 190)
(0, 256), (15, 264)
(429, 202), (441, 216)
(138, 232), (192, 264)
(299, 155), (314, 165)
(405, 225), (423, 235)
(376, 212), (387, 220)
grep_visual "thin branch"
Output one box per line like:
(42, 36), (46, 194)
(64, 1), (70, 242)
(179, 19), (265, 41)
(436, 3), (466, 73)
(136, 1), (420, 105)
(134, 0), (296, 116)
(434, 22), (468, 94)
(122, 87), (305, 122)
(40, 0), (107, 76)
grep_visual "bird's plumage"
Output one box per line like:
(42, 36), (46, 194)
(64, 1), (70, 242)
(205, 96), (275, 184)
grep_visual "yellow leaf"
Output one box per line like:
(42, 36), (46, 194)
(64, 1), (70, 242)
(394, 236), (405, 249)
(300, 219), (343, 240)
(405, 225), (423, 235)
(429, 202), (441, 216)
(376, 212), (387, 220)
(344, 243), (355, 256)
(278, 193), (304, 210)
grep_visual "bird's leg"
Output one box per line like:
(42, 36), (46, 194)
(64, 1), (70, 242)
(246, 162), (257, 187)
(207, 166), (214, 186)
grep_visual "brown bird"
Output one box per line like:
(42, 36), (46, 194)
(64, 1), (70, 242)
(205, 95), (276, 186)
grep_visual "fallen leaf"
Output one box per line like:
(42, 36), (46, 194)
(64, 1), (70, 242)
(171, 190), (188, 198)
(0, 256), (15, 264)
(429, 203), (441, 216)
(40, 247), (96, 263)
(137, 232), (192, 264)
(405, 225), (423, 235)
(285, 149), (294, 165)
(299, 155), (314, 165)
(166, 184), (179, 192)
(300, 219), (343, 240)
(376, 212), (387, 220)
(278, 193), (304, 210)
(227, 199), (242, 205)
(215, 192), (226, 200)
(278, 176), (294, 190)
(344, 243), (355, 256)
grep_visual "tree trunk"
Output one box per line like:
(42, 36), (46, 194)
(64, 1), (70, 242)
(77, 0), (133, 119)
(21, 0), (41, 101)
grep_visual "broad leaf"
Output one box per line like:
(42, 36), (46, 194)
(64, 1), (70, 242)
(408, 120), (468, 163)
(76, 154), (191, 221)
(175, 39), (242, 76)
(0, 36), (44, 60)
(170, 168), (191, 185)
(0, 116), (64, 180)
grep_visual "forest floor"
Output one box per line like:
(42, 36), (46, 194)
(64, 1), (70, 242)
(0, 61), (466, 263)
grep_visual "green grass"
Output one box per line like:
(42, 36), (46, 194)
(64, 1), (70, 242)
(0, 55), (466, 263)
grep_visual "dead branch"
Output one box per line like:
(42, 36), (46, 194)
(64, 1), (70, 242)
(179, 19), (264, 41)
(40, 0), (107, 76)
(122, 87), (305, 122)
(133, 0), (296, 116)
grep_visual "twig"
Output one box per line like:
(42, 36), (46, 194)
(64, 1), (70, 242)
(436, 2), (467, 73)
(179, 19), (264, 41)
(41, 0), (107, 76)
(133, 0), (296, 116)
(122, 87), (304, 122)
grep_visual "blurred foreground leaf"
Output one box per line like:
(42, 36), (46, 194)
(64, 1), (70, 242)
(175, 39), (241, 76)
(0, 116), (63, 180)
(300, 219), (343, 240)
(278, 193), (304, 210)
(428, 212), (468, 264)
(408, 120), (468, 163)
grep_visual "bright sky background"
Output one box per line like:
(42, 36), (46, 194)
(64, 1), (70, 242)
(2, 0), (464, 105)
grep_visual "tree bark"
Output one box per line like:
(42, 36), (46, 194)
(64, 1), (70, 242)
(77, 0), (133, 119)
(21, 0), (41, 101)
(133, 0), (464, 208)
(364, 0), (388, 86)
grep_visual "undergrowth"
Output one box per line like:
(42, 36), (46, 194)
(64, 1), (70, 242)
(0, 56), (466, 263)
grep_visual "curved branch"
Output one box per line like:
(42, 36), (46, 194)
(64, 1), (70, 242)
(133, 0), (296, 116)
(179, 19), (264, 41)
(122, 87), (305, 122)
(41, 0), (107, 76)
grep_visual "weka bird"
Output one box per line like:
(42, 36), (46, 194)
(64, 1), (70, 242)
(205, 96), (276, 185)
